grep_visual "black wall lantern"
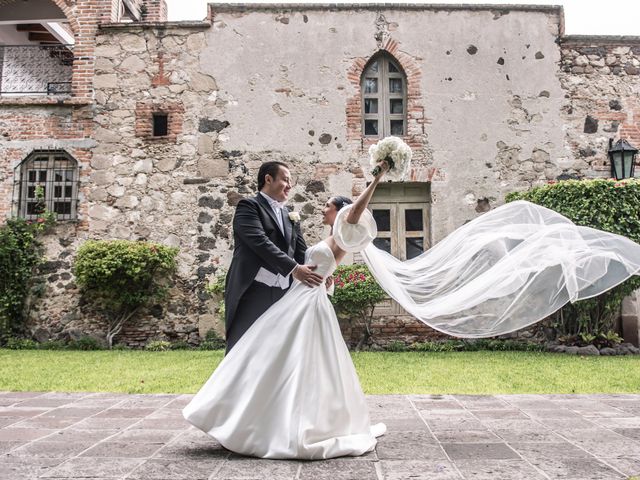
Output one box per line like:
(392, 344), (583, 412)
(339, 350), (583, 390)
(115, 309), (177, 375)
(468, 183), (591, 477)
(608, 138), (638, 180)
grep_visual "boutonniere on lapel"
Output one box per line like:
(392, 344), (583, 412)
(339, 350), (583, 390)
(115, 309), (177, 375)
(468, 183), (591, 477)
(288, 211), (301, 223)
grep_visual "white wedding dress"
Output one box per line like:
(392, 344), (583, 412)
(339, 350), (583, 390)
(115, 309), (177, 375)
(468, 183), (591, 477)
(182, 236), (384, 459)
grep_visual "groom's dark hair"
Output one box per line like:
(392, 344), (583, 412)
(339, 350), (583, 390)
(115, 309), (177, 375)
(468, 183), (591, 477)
(258, 161), (289, 191)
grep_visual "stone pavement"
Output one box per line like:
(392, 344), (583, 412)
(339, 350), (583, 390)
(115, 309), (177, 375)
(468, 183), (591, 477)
(1, 391), (639, 479)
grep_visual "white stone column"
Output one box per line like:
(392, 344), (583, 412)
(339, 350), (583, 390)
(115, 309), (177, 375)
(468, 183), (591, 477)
(622, 290), (640, 347)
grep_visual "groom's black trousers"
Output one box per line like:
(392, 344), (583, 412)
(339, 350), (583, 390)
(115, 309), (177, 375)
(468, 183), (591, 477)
(225, 281), (288, 354)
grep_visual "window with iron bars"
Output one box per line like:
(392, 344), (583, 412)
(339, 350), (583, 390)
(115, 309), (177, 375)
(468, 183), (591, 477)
(13, 150), (80, 221)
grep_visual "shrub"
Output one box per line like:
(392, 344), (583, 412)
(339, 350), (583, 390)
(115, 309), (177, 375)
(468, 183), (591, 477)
(204, 268), (226, 320)
(38, 340), (68, 350)
(145, 340), (171, 351)
(4, 337), (39, 350)
(330, 264), (387, 350)
(385, 340), (409, 352)
(199, 328), (226, 350)
(410, 339), (544, 352)
(73, 240), (178, 349)
(169, 340), (191, 350)
(0, 212), (55, 342)
(67, 336), (105, 350)
(507, 178), (640, 340)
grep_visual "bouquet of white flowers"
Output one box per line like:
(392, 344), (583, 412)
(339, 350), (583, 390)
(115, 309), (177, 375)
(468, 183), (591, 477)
(368, 136), (412, 181)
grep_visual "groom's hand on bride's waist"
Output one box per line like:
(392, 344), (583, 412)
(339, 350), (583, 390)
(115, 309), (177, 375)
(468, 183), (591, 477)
(292, 264), (323, 287)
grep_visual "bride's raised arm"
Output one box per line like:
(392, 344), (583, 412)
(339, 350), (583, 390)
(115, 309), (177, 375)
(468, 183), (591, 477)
(345, 163), (388, 225)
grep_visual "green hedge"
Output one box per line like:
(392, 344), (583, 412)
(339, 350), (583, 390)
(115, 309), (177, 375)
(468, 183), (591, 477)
(0, 216), (53, 341)
(330, 264), (387, 350)
(73, 240), (179, 349)
(506, 178), (640, 341)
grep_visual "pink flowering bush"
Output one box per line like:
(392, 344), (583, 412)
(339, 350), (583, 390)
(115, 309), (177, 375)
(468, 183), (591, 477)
(330, 264), (386, 350)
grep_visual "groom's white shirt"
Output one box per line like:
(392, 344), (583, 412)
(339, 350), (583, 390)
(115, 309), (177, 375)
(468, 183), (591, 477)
(255, 192), (293, 289)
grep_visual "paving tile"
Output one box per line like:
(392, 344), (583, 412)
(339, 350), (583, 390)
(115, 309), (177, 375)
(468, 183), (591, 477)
(154, 438), (230, 459)
(442, 443), (520, 460)
(14, 416), (82, 429)
(529, 417), (598, 430)
(0, 407), (48, 417)
(0, 391), (45, 399)
(0, 427), (57, 441)
(7, 440), (95, 458)
(376, 430), (445, 460)
(412, 400), (464, 410)
(372, 416), (430, 431)
(470, 409), (529, 420)
(418, 409), (476, 420)
(433, 430), (502, 444)
(94, 407), (156, 418)
(378, 459), (462, 479)
(559, 428), (629, 442)
(39, 406), (101, 418)
(0, 456), (64, 479)
(72, 417), (140, 430)
(146, 408), (185, 420)
(425, 417), (487, 432)
(455, 459), (548, 479)
(573, 439), (640, 458)
(508, 442), (592, 460)
(527, 457), (626, 479)
(79, 440), (164, 458)
(600, 455), (640, 477)
(16, 398), (75, 408)
(0, 440), (27, 453)
(520, 408), (583, 419)
(127, 457), (224, 479)
(40, 457), (144, 478)
(109, 428), (180, 443)
(453, 395), (509, 409)
(590, 416), (640, 428)
(130, 418), (189, 430)
(491, 428), (563, 443)
(218, 457), (301, 479)
(298, 458), (376, 480)
(613, 428), (640, 441)
(0, 416), (23, 427)
(44, 428), (120, 443)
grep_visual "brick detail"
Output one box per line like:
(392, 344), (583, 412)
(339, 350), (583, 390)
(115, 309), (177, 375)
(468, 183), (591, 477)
(135, 101), (185, 142)
(345, 38), (428, 154)
(143, 0), (168, 22)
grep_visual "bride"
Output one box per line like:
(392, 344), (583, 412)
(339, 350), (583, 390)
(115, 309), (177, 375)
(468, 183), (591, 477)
(182, 162), (390, 460)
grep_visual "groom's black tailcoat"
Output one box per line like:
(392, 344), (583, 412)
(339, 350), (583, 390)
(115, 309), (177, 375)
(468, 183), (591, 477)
(224, 194), (307, 352)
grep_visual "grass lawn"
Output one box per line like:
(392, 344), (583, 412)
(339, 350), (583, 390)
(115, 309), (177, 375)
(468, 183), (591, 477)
(1, 349), (639, 395)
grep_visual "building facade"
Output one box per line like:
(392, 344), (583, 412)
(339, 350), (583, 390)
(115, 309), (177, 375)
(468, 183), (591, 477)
(1, 1), (639, 347)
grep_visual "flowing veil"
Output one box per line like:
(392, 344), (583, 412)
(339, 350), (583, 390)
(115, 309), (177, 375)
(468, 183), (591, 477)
(333, 201), (640, 338)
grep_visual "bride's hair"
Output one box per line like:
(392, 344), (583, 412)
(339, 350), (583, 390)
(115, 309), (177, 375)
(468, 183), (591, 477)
(330, 196), (353, 211)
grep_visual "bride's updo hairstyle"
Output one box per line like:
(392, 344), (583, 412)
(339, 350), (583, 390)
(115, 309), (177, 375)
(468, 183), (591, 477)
(330, 196), (353, 211)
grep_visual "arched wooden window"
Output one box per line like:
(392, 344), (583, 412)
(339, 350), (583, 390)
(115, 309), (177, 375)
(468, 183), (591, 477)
(15, 150), (79, 220)
(361, 52), (407, 138)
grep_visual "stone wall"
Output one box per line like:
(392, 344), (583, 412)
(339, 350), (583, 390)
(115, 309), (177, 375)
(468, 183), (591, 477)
(559, 36), (640, 178)
(3, 4), (640, 348)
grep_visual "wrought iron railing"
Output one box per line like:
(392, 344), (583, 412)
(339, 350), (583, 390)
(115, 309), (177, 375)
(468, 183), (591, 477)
(0, 44), (73, 96)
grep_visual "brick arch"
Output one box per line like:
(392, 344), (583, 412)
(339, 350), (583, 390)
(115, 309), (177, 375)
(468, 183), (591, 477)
(346, 38), (428, 153)
(49, 0), (80, 37)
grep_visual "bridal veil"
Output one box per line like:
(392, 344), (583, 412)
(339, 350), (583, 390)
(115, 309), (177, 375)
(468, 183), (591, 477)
(333, 201), (640, 337)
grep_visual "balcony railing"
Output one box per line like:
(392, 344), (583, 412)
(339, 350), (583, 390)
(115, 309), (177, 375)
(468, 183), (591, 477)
(0, 44), (73, 96)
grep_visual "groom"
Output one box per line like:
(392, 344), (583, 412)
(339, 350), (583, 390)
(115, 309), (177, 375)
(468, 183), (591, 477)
(224, 161), (323, 353)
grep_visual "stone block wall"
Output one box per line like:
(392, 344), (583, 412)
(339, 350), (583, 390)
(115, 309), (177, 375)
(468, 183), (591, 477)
(559, 36), (640, 178)
(2, 4), (639, 348)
